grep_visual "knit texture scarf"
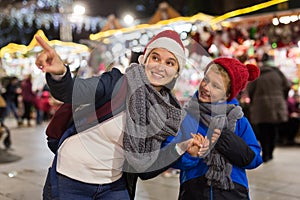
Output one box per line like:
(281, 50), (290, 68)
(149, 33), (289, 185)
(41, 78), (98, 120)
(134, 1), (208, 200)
(185, 94), (243, 190)
(123, 63), (185, 173)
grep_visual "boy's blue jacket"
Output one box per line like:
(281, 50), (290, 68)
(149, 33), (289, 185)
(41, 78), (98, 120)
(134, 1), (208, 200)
(163, 95), (263, 189)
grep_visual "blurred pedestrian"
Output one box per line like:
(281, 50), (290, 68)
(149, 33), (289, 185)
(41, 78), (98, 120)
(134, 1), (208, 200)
(35, 88), (51, 125)
(279, 91), (300, 145)
(247, 53), (290, 162)
(3, 76), (22, 126)
(0, 94), (11, 149)
(20, 74), (36, 127)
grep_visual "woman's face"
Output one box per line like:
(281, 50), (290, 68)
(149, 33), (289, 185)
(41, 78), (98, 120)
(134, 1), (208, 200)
(198, 67), (230, 103)
(144, 48), (179, 91)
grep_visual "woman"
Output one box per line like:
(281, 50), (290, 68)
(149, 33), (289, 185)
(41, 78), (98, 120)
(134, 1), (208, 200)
(36, 30), (199, 200)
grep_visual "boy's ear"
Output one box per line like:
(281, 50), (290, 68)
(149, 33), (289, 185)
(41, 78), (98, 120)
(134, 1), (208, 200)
(174, 73), (179, 78)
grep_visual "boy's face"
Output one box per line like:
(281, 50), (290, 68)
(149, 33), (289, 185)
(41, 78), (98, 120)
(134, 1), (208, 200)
(144, 48), (179, 91)
(198, 67), (230, 103)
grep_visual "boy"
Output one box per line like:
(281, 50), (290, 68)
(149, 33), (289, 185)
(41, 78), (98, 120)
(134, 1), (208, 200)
(165, 57), (263, 200)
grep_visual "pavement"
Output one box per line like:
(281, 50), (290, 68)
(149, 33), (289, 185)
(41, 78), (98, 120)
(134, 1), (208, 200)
(1, 118), (300, 200)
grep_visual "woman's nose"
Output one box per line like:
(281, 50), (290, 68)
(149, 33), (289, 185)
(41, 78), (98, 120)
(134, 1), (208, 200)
(157, 63), (166, 71)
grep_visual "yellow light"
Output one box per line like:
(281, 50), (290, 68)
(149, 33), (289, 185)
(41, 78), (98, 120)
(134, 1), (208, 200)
(123, 14), (134, 26)
(209, 0), (289, 25)
(73, 4), (85, 15)
(272, 17), (279, 26)
(290, 15), (298, 22)
(0, 30), (89, 58)
(279, 16), (290, 24)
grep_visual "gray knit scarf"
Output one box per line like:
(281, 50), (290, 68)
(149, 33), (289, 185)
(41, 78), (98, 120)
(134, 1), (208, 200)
(123, 63), (185, 173)
(185, 94), (243, 190)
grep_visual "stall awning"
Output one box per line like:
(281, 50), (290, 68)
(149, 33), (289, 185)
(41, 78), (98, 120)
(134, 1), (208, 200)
(0, 30), (89, 58)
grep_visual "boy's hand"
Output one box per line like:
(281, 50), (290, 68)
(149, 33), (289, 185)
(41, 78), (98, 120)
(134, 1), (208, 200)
(187, 143), (200, 157)
(187, 133), (203, 157)
(35, 36), (66, 75)
(198, 129), (221, 157)
(190, 129), (221, 157)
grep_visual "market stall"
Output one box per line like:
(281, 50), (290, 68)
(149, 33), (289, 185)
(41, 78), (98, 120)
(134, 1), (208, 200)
(147, 2), (182, 24)
(0, 30), (91, 90)
(87, 0), (299, 103)
(216, 7), (300, 83)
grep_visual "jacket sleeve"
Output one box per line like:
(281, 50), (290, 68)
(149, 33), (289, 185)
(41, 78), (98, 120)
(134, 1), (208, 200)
(136, 143), (180, 180)
(171, 115), (205, 170)
(136, 114), (201, 179)
(277, 68), (291, 99)
(45, 67), (74, 103)
(137, 136), (201, 179)
(214, 130), (255, 167)
(46, 67), (123, 105)
(214, 117), (263, 169)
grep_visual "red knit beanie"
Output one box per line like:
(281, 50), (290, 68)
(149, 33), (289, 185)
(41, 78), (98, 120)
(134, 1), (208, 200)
(138, 30), (186, 74)
(208, 57), (260, 101)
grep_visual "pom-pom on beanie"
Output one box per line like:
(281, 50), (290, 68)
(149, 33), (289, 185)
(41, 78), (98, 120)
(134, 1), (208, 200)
(138, 30), (186, 74)
(210, 57), (260, 101)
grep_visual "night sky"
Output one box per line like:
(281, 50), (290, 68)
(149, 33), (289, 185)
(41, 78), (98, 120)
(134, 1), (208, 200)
(0, 0), (299, 48)
(74, 0), (187, 20)
(75, 0), (150, 18)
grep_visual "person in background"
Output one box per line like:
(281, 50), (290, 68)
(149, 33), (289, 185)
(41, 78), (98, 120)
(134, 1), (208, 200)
(0, 93), (11, 149)
(280, 92), (300, 145)
(3, 76), (22, 126)
(35, 30), (206, 200)
(35, 88), (52, 125)
(247, 53), (290, 162)
(0, 92), (20, 163)
(20, 74), (36, 127)
(164, 57), (262, 200)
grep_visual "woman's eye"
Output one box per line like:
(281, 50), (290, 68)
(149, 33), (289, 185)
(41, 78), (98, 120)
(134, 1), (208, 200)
(151, 55), (159, 61)
(166, 61), (175, 67)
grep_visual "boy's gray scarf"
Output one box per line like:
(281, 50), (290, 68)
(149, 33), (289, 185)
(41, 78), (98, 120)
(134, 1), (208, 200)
(123, 63), (184, 173)
(185, 95), (243, 190)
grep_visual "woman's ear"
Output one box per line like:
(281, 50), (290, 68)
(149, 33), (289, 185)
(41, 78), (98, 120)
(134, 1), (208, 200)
(138, 55), (145, 64)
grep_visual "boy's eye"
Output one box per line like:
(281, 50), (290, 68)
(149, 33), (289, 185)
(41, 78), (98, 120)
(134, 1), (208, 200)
(212, 83), (221, 89)
(203, 77), (209, 83)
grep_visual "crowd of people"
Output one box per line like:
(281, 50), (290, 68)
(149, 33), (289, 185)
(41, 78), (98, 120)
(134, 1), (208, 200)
(239, 52), (300, 162)
(0, 73), (54, 163)
(0, 74), (53, 128)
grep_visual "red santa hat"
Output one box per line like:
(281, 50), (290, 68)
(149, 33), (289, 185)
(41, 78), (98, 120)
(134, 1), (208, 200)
(138, 30), (186, 74)
(208, 57), (260, 101)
